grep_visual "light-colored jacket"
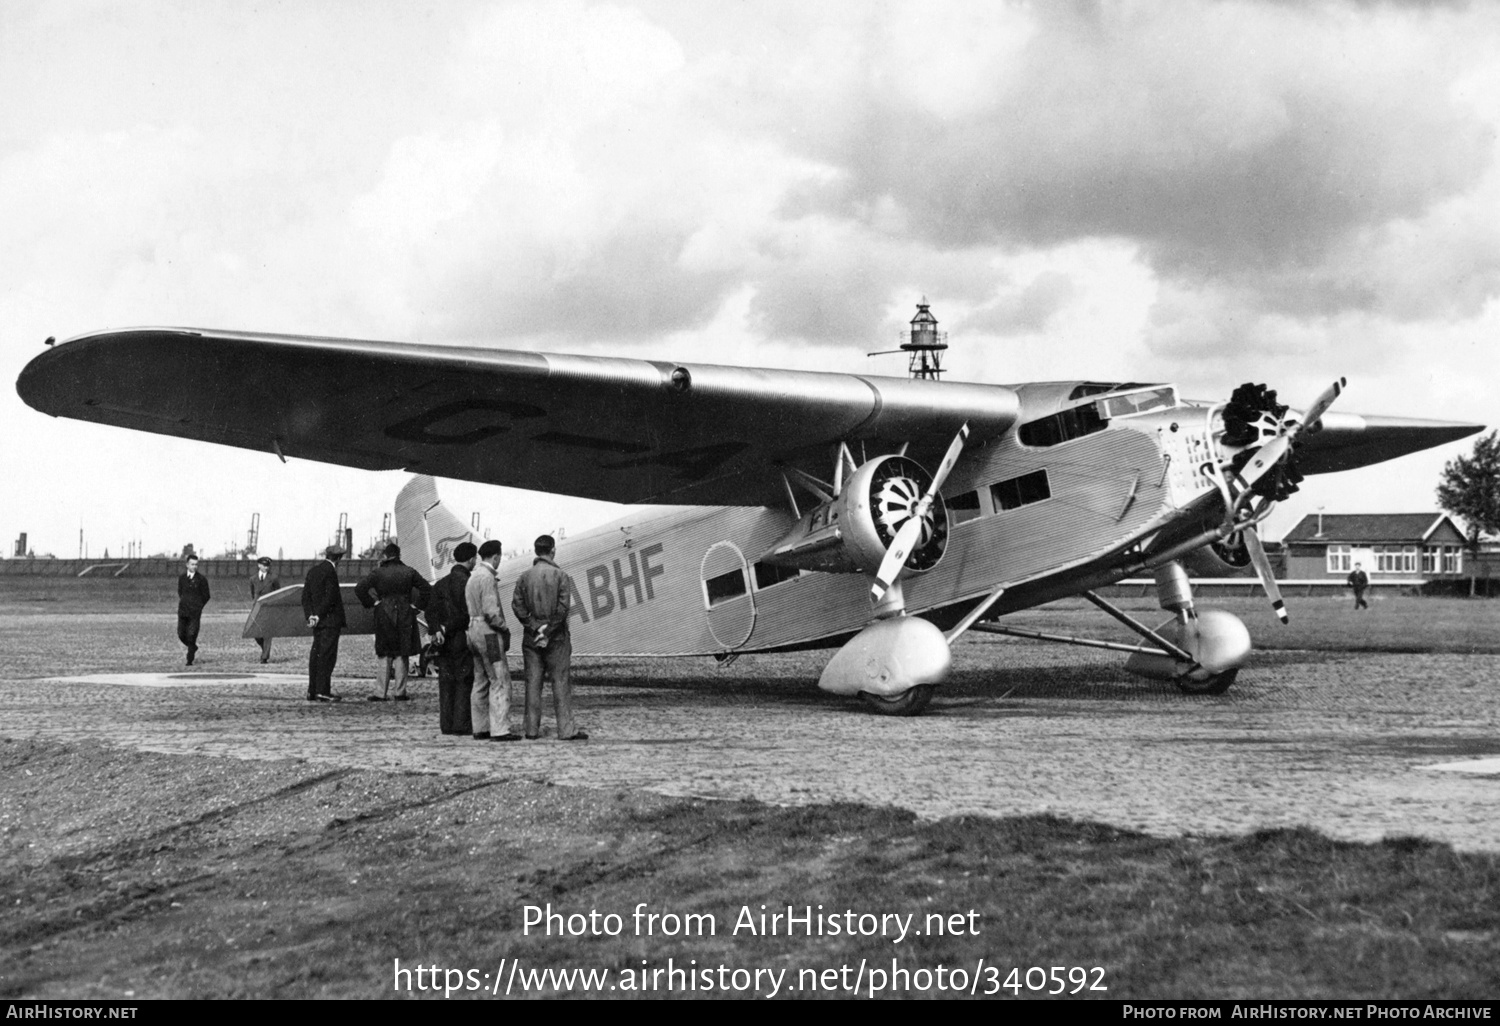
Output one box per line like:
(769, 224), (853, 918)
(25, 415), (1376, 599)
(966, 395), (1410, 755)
(464, 561), (507, 640)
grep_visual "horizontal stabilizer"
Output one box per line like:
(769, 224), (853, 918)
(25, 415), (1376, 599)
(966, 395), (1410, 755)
(241, 583), (375, 639)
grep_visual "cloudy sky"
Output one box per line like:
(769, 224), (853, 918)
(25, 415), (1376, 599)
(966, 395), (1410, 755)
(3, 0), (1496, 561)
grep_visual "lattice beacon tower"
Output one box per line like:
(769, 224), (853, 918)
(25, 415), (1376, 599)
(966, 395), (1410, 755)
(903, 300), (948, 380)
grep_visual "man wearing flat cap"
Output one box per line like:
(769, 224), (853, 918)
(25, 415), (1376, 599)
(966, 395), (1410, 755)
(248, 556), (281, 664)
(302, 545), (347, 702)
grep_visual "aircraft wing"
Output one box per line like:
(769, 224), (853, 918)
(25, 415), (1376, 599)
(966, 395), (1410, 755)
(242, 583), (377, 640)
(17, 328), (1021, 507)
(1295, 411), (1483, 474)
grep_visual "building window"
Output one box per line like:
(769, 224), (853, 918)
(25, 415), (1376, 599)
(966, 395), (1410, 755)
(1326, 545), (1351, 573)
(1372, 545), (1417, 573)
(991, 470), (1052, 511)
(1444, 546), (1463, 574)
(1423, 546), (1438, 574)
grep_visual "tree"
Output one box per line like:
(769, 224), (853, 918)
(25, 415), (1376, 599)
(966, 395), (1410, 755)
(1436, 430), (1500, 596)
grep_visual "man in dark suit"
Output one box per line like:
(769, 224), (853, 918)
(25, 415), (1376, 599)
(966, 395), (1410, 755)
(176, 554), (211, 666)
(248, 555), (281, 663)
(1347, 563), (1370, 610)
(302, 545), (347, 702)
(427, 541), (477, 735)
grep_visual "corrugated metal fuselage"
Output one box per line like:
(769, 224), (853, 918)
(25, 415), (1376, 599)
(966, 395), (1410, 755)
(498, 414), (1193, 657)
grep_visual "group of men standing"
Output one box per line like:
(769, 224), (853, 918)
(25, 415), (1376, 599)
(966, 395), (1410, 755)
(426, 535), (587, 742)
(293, 534), (586, 740)
(173, 536), (586, 740)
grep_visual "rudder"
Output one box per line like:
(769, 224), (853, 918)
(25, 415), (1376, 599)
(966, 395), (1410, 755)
(394, 475), (479, 583)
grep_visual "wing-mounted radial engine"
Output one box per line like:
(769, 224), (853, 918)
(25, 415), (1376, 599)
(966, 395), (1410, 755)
(759, 451), (951, 582)
(760, 426), (971, 716)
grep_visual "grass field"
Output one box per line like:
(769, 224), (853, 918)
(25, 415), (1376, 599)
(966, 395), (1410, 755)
(1, 577), (1498, 999)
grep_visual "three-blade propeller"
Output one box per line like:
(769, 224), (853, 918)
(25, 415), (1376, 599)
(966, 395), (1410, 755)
(1229, 377), (1346, 624)
(870, 424), (969, 603)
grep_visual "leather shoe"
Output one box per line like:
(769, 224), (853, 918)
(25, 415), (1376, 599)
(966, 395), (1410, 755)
(472, 732), (491, 740)
(393, 694), (411, 702)
(524, 734), (540, 740)
(326, 693), (345, 703)
(561, 732), (590, 741)
(367, 695), (388, 702)
(491, 733), (524, 742)
(311, 694), (333, 703)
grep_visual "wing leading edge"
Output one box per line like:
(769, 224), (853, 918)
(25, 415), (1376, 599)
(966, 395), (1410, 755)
(17, 328), (1021, 507)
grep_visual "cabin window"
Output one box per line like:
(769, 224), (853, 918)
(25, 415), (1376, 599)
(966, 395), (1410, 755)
(705, 567), (747, 606)
(1422, 546), (1437, 574)
(1017, 403), (1106, 447)
(947, 489), (982, 524)
(991, 470), (1051, 511)
(1444, 546), (1463, 574)
(753, 561), (802, 590)
(1326, 545), (1350, 573)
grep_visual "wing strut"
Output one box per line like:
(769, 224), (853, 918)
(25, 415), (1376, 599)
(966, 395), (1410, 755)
(944, 584), (1007, 644)
(1081, 591), (1198, 667)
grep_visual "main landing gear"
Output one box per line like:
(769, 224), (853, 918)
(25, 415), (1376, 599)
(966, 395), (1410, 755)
(968, 562), (1251, 696)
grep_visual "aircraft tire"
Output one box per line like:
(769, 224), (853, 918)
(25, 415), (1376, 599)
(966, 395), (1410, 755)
(858, 684), (935, 716)
(1175, 668), (1237, 696)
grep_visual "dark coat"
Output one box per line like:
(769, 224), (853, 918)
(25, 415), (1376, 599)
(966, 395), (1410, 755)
(1347, 569), (1370, 591)
(356, 559), (432, 612)
(302, 559), (346, 629)
(358, 558), (432, 657)
(249, 571), (281, 601)
(177, 572), (211, 618)
(428, 564), (473, 649)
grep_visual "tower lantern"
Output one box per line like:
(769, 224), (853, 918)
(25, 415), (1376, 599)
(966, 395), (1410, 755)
(902, 300), (947, 380)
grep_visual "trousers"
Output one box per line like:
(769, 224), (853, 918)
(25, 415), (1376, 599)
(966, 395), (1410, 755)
(467, 629), (514, 736)
(523, 634), (578, 739)
(437, 641), (474, 735)
(177, 614), (201, 656)
(308, 627), (340, 698)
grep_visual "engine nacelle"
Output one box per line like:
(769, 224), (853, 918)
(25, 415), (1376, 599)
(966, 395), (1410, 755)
(1176, 534), (1253, 577)
(761, 454), (950, 576)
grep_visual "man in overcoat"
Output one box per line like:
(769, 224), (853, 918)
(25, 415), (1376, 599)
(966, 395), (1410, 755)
(248, 555), (281, 663)
(357, 542), (432, 701)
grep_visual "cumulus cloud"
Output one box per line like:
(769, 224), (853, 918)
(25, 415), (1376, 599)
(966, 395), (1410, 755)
(3, 0), (1499, 554)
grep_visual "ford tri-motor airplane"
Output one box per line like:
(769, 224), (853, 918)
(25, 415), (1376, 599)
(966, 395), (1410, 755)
(16, 318), (1482, 714)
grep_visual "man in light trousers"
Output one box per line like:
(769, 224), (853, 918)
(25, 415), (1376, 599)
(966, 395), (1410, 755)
(464, 539), (522, 742)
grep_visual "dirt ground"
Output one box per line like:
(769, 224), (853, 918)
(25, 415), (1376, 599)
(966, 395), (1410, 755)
(1, 586), (1497, 999)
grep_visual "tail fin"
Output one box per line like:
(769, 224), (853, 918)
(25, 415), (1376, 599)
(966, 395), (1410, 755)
(394, 475), (480, 583)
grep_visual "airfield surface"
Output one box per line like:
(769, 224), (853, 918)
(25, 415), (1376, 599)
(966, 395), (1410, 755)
(3, 604), (1498, 853)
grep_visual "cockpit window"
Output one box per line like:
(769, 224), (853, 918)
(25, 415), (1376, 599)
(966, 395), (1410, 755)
(1018, 402), (1107, 447)
(1094, 385), (1178, 420)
